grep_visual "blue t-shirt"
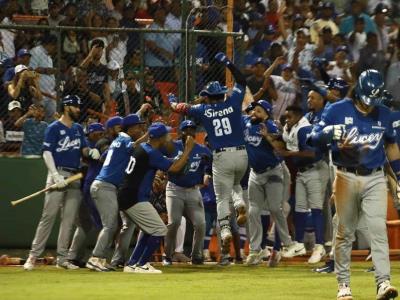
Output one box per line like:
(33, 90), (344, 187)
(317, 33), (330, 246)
(21, 118), (47, 156)
(242, 116), (280, 172)
(168, 140), (212, 188)
(96, 132), (133, 187)
(42, 121), (87, 169)
(311, 99), (396, 169)
(118, 143), (173, 209)
(391, 111), (400, 147)
(305, 109), (323, 126)
(188, 84), (246, 150)
(293, 125), (323, 168)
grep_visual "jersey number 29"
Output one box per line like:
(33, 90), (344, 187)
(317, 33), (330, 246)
(213, 117), (232, 137)
(125, 156), (136, 174)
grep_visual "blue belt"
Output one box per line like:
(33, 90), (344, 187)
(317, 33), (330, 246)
(254, 163), (279, 174)
(337, 166), (382, 176)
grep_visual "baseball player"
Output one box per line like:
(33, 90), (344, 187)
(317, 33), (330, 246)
(170, 52), (248, 254)
(309, 69), (399, 300)
(120, 122), (195, 274)
(326, 77), (350, 105)
(242, 100), (301, 265)
(86, 106), (150, 272)
(163, 120), (211, 265)
(23, 95), (101, 271)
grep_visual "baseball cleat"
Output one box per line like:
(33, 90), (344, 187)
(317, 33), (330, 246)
(234, 257), (243, 265)
(245, 250), (262, 266)
(86, 257), (109, 272)
(172, 252), (191, 263)
(268, 250), (281, 268)
(203, 249), (212, 262)
(162, 256), (172, 266)
(218, 254), (231, 266)
(110, 260), (125, 269)
(260, 247), (271, 261)
(308, 244), (326, 264)
(56, 261), (80, 270)
(282, 242), (306, 258)
(220, 226), (232, 253)
(123, 265), (136, 273)
(337, 283), (353, 300)
(134, 263), (162, 274)
(23, 256), (36, 271)
(376, 280), (398, 300)
(313, 260), (334, 273)
(191, 258), (204, 265)
(236, 206), (247, 225)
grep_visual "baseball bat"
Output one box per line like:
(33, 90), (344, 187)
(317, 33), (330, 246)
(10, 173), (83, 206)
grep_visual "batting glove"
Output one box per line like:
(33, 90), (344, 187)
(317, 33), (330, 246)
(52, 172), (67, 189)
(215, 52), (231, 65)
(322, 125), (346, 141)
(167, 93), (178, 105)
(89, 148), (100, 160)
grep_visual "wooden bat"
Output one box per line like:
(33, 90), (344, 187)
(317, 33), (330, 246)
(10, 173), (83, 207)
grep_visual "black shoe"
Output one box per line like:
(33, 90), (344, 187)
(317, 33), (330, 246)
(191, 258), (204, 265)
(234, 257), (243, 264)
(313, 260), (334, 273)
(69, 259), (86, 268)
(110, 260), (125, 269)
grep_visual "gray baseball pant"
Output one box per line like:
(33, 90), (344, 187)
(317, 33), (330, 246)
(111, 212), (136, 265)
(165, 182), (206, 260)
(212, 149), (248, 227)
(334, 170), (390, 285)
(90, 180), (119, 258)
(29, 170), (82, 264)
(248, 164), (292, 251)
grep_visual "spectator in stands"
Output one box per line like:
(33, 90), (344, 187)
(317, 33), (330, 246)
(87, 14), (108, 65)
(116, 72), (141, 116)
(264, 0), (280, 28)
(120, 3), (140, 54)
(143, 70), (163, 113)
(385, 50), (400, 102)
(59, 3), (79, 27)
(28, 0), (48, 15)
(29, 34), (57, 122)
(107, 60), (124, 101)
(63, 30), (81, 65)
(78, 0), (109, 27)
(123, 49), (141, 76)
(357, 32), (386, 76)
(339, 0), (377, 35)
(1, 100), (24, 153)
(80, 39), (111, 117)
(373, 3), (389, 52)
(318, 27), (336, 61)
(266, 42), (285, 75)
(246, 58), (277, 102)
(145, 6), (177, 82)
(310, 2), (338, 44)
(47, 2), (64, 27)
(327, 46), (353, 83)
(285, 13), (305, 49)
(1, 1), (19, 58)
(110, 0), (124, 21)
(7, 65), (42, 111)
(3, 49), (31, 85)
(252, 24), (277, 57)
(14, 103), (47, 157)
(348, 16), (367, 62)
(106, 16), (127, 68)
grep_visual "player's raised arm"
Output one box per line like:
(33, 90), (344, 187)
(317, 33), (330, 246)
(214, 52), (247, 88)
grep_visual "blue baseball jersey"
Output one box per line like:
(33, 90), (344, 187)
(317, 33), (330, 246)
(168, 140), (212, 188)
(118, 143), (173, 210)
(242, 116), (281, 172)
(311, 99), (396, 169)
(391, 111), (400, 146)
(294, 126), (323, 168)
(188, 84), (246, 150)
(96, 133), (133, 187)
(305, 109), (323, 125)
(42, 121), (87, 169)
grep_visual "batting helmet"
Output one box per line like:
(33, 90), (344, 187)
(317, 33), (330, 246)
(355, 69), (384, 107)
(179, 120), (197, 131)
(328, 77), (349, 98)
(62, 95), (82, 107)
(199, 81), (228, 97)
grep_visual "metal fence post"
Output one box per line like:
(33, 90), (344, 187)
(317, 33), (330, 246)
(180, 0), (189, 103)
(56, 26), (62, 101)
(189, 31), (197, 101)
(139, 32), (145, 103)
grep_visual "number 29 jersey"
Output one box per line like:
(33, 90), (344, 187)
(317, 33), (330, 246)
(188, 84), (246, 151)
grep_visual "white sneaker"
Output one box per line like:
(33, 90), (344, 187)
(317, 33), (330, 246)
(245, 250), (262, 266)
(376, 280), (398, 300)
(220, 226), (232, 253)
(203, 249), (211, 262)
(123, 265), (136, 273)
(240, 248), (246, 260)
(308, 244), (326, 264)
(56, 261), (80, 270)
(260, 247), (271, 261)
(337, 283), (353, 300)
(268, 250), (282, 268)
(134, 263), (162, 274)
(282, 242), (306, 258)
(86, 257), (109, 272)
(23, 256), (36, 271)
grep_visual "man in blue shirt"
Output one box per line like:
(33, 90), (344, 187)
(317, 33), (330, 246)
(24, 95), (101, 271)
(170, 52), (248, 255)
(120, 122), (195, 274)
(308, 69), (399, 300)
(163, 120), (211, 265)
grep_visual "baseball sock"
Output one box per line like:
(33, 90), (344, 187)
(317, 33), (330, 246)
(294, 211), (307, 243)
(137, 235), (162, 266)
(127, 231), (149, 266)
(239, 226), (247, 249)
(311, 209), (324, 245)
(273, 227), (281, 251)
(260, 215), (270, 249)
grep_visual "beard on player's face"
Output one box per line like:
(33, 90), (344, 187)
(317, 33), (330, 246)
(66, 107), (80, 121)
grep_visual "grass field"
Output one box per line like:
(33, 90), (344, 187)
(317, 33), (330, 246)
(1, 262), (399, 300)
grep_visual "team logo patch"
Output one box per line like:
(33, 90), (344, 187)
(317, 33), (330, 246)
(393, 120), (400, 128)
(345, 117), (353, 125)
(60, 130), (66, 135)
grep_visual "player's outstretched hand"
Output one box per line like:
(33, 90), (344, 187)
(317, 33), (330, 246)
(185, 135), (195, 151)
(215, 52), (231, 65)
(167, 93), (178, 105)
(89, 148), (100, 160)
(52, 172), (67, 189)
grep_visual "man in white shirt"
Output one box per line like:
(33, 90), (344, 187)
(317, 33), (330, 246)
(373, 3), (389, 53)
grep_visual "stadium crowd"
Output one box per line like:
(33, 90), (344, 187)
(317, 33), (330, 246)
(1, 0), (400, 289)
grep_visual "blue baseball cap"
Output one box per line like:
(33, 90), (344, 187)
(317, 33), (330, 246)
(336, 45), (349, 53)
(88, 123), (105, 134)
(199, 81), (228, 97)
(179, 120), (197, 131)
(253, 57), (271, 68)
(0, 57), (14, 68)
(122, 114), (145, 128)
(62, 95), (82, 107)
(105, 116), (123, 129)
(16, 48), (31, 58)
(254, 100), (272, 114)
(148, 122), (171, 139)
(264, 25), (276, 35)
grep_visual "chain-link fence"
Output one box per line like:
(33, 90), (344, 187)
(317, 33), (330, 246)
(0, 3), (243, 156)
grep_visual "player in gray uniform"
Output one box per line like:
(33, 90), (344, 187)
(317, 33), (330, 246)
(24, 95), (101, 270)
